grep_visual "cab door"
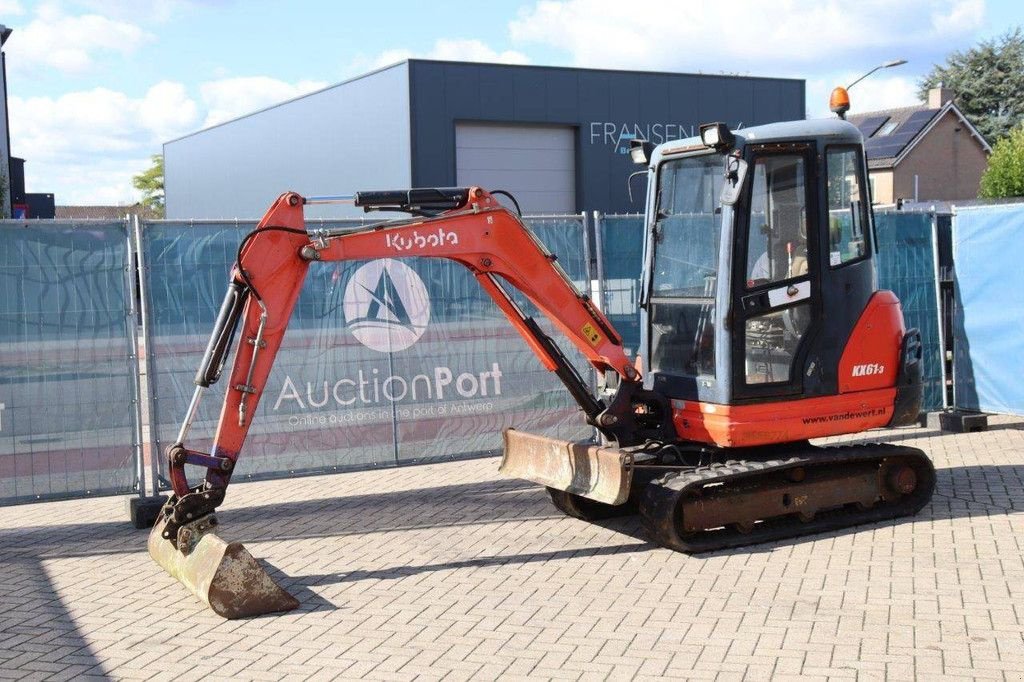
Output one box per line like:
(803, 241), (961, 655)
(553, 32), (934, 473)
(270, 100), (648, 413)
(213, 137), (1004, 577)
(731, 143), (821, 400)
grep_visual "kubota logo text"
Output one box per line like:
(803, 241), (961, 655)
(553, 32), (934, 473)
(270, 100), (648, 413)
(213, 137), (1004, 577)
(343, 259), (429, 352)
(385, 228), (458, 252)
(852, 363), (885, 377)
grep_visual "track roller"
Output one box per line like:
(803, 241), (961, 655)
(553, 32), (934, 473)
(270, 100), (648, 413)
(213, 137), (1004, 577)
(639, 444), (935, 553)
(546, 487), (637, 520)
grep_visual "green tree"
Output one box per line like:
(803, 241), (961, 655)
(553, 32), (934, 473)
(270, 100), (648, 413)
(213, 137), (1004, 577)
(979, 123), (1024, 198)
(132, 154), (164, 217)
(918, 29), (1024, 144)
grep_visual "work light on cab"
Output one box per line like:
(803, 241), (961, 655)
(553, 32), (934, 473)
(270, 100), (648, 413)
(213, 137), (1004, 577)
(699, 122), (735, 151)
(629, 138), (655, 165)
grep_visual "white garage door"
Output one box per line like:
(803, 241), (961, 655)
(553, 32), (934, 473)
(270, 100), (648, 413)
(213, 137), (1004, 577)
(456, 123), (576, 214)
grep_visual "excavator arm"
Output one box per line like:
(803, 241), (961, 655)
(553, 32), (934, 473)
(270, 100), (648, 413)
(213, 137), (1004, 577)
(159, 187), (650, 547)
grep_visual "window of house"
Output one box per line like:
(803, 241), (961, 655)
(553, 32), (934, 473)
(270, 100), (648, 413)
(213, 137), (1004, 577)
(876, 120), (899, 137)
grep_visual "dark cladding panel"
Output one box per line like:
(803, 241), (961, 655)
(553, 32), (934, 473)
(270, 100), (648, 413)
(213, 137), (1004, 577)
(409, 61), (805, 213)
(640, 75), (671, 124)
(753, 80), (786, 125)
(545, 70), (580, 121)
(477, 66), (516, 119)
(513, 69), (548, 120)
(576, 70), (612, 118)
(698, 77), (755, 126)
(606, 71), (643, 123)
(408, 63), (450, 187)
(668, 75), (701, 128)
(443, 65), (481, 121)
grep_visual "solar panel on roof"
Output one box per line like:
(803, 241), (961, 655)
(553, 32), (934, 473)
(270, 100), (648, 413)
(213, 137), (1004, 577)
(865, 140), (905, 158)
(861, 110), (938, 159)
(854, 115), (889, 138)
(896, 110), (937, 139)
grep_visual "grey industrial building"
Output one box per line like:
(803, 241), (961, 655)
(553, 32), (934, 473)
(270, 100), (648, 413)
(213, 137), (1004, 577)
(164, 60), (805, 219)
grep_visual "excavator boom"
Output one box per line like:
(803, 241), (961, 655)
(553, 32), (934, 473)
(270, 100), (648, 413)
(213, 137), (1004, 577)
(150, 187), (658, 617)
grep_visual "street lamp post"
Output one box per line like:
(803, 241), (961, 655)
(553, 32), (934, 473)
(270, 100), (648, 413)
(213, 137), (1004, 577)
(847, 59), (908, 90)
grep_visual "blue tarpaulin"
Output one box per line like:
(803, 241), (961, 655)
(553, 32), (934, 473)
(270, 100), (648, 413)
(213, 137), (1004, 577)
(952, 204), (1024, 414)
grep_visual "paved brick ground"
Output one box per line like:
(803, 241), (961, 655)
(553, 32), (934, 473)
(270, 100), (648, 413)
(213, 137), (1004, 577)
(2, 418), (1023, 681)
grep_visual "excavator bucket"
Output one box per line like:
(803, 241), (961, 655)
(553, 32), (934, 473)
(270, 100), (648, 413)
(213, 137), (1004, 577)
(148, 515), (299, 619)
(499, 429), (634, 505)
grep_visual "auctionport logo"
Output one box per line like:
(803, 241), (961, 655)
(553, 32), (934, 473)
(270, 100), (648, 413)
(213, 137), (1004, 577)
(343, 259), (429, 352)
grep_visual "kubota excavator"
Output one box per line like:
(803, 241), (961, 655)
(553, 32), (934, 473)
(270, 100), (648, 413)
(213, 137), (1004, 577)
(149, 98), (935, 618)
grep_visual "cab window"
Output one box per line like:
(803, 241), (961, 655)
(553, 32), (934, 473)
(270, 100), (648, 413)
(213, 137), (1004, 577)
(745, 155), (809, 288)
(826, 148), (870, 266)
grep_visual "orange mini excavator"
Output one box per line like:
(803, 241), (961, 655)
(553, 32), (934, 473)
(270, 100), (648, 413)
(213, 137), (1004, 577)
(149, 110), (934, 618)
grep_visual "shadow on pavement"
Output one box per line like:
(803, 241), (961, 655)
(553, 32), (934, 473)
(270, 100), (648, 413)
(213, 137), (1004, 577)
(3, 462), (1022, 561)
(293, 541), (651, 586)
(0, 477), (550, 559)
(3, 460), (1023, 618)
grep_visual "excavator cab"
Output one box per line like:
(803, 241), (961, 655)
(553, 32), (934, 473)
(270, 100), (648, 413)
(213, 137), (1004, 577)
(634, 119), (920, 447)
(643, 120), (865, 400)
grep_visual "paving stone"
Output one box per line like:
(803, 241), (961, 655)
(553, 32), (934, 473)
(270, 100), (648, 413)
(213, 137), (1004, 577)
(1, 419), (1023, 679)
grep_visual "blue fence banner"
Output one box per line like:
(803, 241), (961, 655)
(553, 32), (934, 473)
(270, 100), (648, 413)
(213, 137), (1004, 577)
(0, 208), (961, 506)
(874, 212), (944, 411)
(140, 217), (593, 483)
(597, 214), (644, 355)
(952, 204), (1024, 414)
(0, 220), (139, 504)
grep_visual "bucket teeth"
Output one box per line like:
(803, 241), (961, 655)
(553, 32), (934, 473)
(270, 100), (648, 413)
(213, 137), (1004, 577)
(148, 515), (299, 619)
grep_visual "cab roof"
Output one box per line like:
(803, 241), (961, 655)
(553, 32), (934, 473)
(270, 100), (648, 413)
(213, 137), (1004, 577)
(654, 117), (863, 161)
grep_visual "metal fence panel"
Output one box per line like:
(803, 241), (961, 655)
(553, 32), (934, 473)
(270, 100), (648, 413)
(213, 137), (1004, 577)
(596, 214), (644, 355)
(874, 211), (944, 411)
(140, 220), (393, 484)
(0, 220), (139, 504)
(392, 216), (594, 463)
(141, 216), (594, 484)
(952, 204), (1024, 414)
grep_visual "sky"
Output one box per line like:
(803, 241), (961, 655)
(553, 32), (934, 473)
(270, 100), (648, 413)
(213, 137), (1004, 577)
(2, 0), (1022, 205)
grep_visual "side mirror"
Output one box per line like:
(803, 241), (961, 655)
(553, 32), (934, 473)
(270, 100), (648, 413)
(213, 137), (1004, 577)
(721, 153), (747, 205)
(627, 170), (648, 204)
(629, 139), (656, 166)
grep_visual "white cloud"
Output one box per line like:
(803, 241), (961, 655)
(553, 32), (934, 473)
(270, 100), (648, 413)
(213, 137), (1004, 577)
(199, 76), (329, 127)
(7, 73), (329, 204)
(73, 0), (201, 24)
(349, 38), (530, 75)
(509, 0), (985, 75)
(10, 81), (198, 158)
(35, 157), (151, 205)
(0, 0), (25, 15)
(10, 2), (153, 73)
(932, 0), (985, 34)
(9, 81), (199, 203)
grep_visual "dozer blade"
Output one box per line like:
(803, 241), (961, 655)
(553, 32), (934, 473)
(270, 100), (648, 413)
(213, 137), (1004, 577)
(499, 428), (633, 505)
(148, 515), (299, 619)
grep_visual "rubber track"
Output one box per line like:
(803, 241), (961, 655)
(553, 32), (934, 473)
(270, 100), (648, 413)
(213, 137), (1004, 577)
(639, 443), (936, 553)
